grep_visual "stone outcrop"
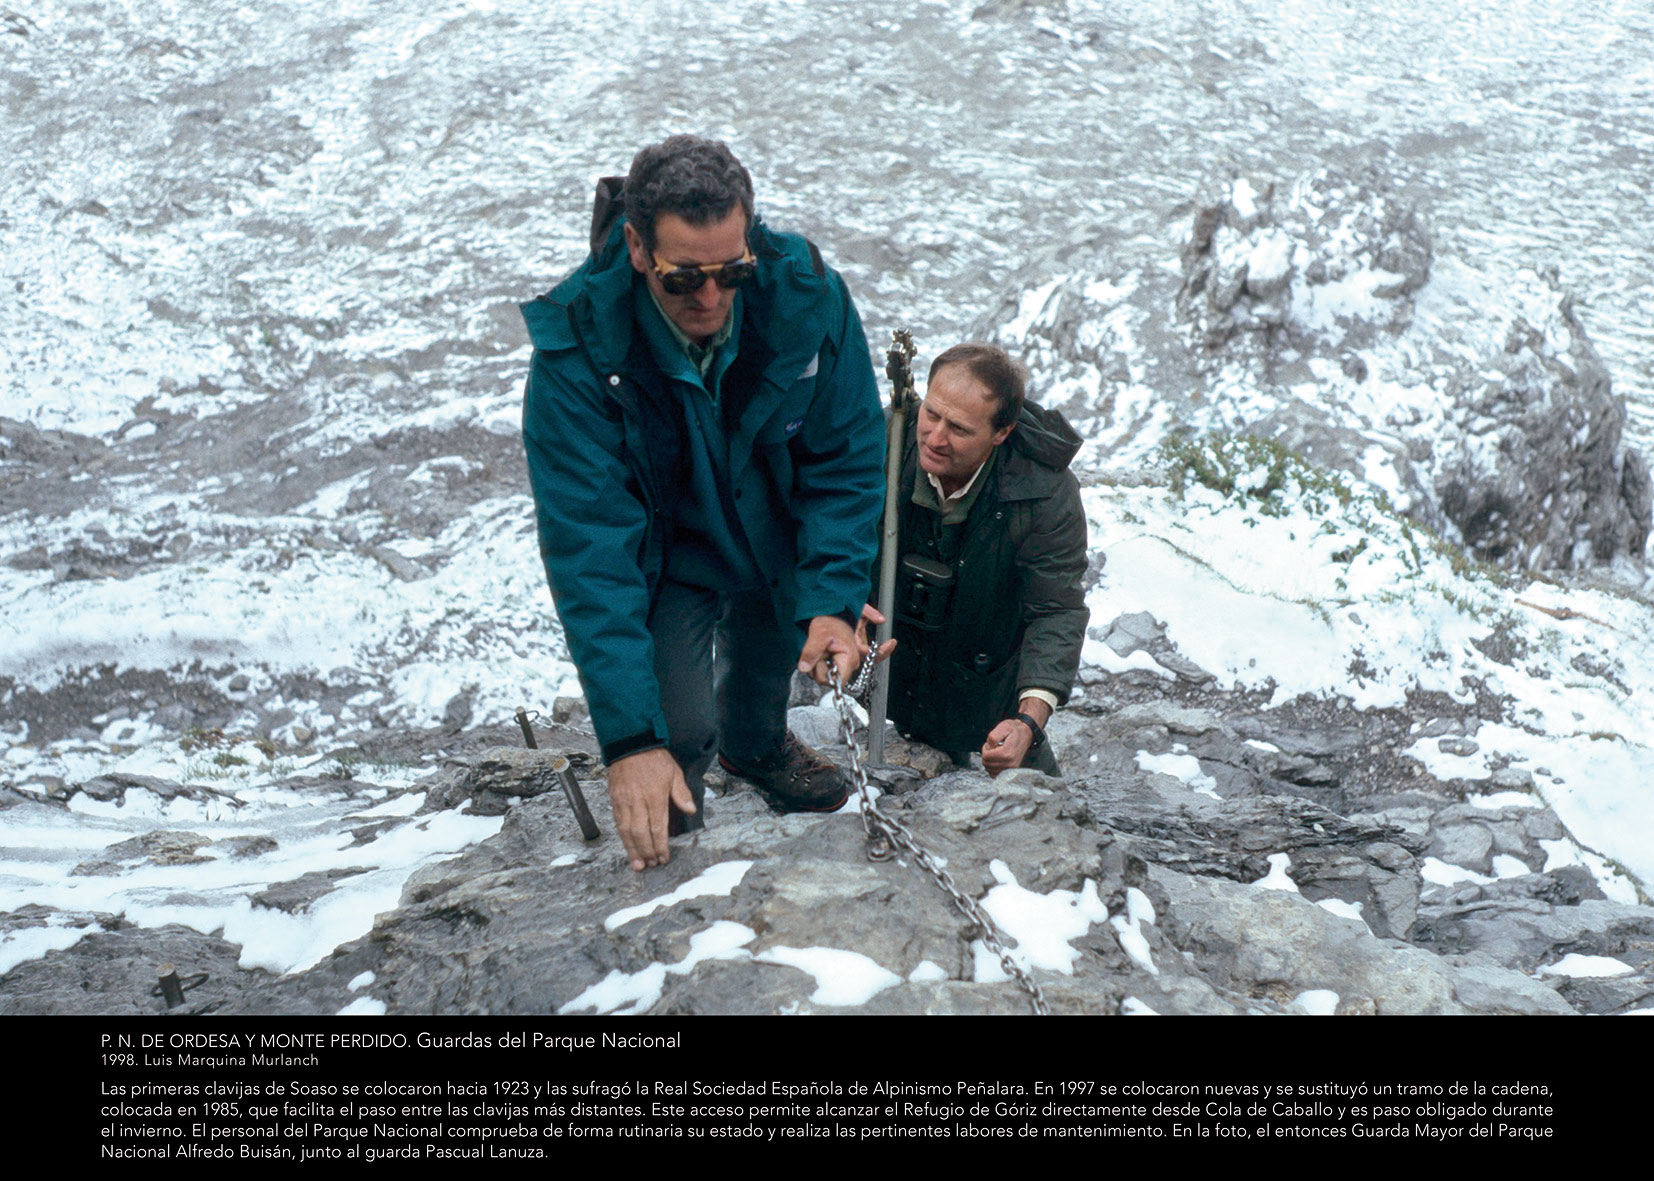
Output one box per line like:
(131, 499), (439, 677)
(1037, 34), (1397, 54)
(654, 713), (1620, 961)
(1175, 170), (1651, 573)
(1430, 298), (1652, 569)
(421, 745), (599, 817)
(8, 670), (1650, 1016)
(133, 684), (1647, 1015)
(977, 168), (1651, 574)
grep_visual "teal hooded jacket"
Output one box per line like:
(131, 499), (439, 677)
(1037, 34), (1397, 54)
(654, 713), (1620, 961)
(520, 209), (884, 763)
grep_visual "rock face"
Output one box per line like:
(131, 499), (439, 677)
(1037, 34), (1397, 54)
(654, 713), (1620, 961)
(0, 908), (276, 1017)
(1431, 301), (1652, 569)
(168, 688), (1635, 1018)
(1179, 171), (1651, 572)
(422, 746), (598, 818)
(977, 169), (1651, 575)
(8, 668), (1651, 1016)
(1178, 172), (1433, 352)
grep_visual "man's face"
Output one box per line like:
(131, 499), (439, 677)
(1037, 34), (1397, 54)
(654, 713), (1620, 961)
(916, 363), (1014, 492)
(625, 206), (749, 345)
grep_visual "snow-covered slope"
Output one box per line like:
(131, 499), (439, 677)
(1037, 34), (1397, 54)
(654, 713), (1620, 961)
(2, 0), (1651, 998)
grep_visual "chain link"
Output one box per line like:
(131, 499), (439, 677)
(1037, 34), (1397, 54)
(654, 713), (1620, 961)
(844, 650), (877, 704)
(827, 659), (1050, 1016)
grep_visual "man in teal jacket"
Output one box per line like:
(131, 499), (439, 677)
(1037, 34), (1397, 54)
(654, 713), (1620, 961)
(521, 137), (885, 872)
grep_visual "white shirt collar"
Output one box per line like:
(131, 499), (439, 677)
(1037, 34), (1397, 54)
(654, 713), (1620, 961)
(925, 459), (989, 506)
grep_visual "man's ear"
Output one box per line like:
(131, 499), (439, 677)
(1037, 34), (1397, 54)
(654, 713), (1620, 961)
(623, 223), (649, 275)
(992, 421), (1015, 448)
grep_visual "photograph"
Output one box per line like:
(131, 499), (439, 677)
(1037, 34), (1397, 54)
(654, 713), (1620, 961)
(3, 0), (1649, 1151)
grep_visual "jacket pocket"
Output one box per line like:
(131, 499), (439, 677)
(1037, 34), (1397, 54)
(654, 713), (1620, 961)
(940, 649), (1020, 749)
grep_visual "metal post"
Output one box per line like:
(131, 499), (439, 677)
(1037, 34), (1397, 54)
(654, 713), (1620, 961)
(869, 330), (917, 764)
(552, 754), (601, 842)
(516, 706), (601, 840)
(156, 965), (185, 1008)
(514, 705), (539, 749)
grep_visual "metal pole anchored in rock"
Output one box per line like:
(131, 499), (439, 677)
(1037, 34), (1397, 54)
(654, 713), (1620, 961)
(868, 329), (918, 765)
(156, 965), (185, 1008)
(552, 754), (601, 842)
(515, 706), (601, 841)
(151, 965), (208, 1009)
(514, 705), (540, 750)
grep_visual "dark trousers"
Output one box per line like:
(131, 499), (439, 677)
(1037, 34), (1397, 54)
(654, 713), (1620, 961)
(647, 579), (797, 831)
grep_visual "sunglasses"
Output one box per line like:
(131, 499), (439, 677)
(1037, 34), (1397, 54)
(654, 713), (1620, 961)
(650, 251), (757, 296)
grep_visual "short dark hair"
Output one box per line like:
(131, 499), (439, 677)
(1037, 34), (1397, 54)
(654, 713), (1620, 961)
(929, 343), (1027, 432)
(623, 136), (754, 252)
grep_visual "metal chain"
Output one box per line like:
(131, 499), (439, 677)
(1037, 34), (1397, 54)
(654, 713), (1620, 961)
(826, 659), (1050, 1016)
(844, 650), (877, 704)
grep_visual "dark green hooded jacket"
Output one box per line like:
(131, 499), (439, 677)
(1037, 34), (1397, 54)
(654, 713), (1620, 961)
(520, 190), (884, 763)
(883, 401), (1090, 753)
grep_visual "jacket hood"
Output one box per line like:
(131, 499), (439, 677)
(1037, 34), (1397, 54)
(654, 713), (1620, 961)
(991, 400), (1081, 503)
(1008, 400), (1082, 472)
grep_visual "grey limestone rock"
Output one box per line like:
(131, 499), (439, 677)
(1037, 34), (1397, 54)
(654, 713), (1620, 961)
(72, 771), (236, 807)
(251, 867), (371, 914)
(1177, 175), (1649, 574)
(202, 726), (1616, 1017)
(0, 915), (277, 1017)
(421, 745), (594, 817)
(19, 681), (1652, 1019)
(70, 830), (214, 876)
(1154, 867), (1570, 1015)
(979, 167), (1649, 575)
(1096, 612), (1216, 684)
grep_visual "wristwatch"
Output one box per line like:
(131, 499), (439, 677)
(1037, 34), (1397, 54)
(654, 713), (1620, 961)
(1013, 712), (1047, 750)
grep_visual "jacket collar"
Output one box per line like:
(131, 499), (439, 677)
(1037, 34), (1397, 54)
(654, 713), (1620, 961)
(533, 215), (824, 381)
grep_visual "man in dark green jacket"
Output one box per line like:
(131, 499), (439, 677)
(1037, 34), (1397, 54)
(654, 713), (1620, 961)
(880, 343), (1089, 776)
(520, 137), (885, 871)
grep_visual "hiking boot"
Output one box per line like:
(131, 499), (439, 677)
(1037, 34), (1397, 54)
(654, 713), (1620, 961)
(718, 733), (850, 813)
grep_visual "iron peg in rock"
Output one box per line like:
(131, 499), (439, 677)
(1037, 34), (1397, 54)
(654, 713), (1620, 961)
(514, 705), (601, 841)
(152, 964), (209, 1009)
(552, 754), (601, 842)
(514, 705), (540, 750)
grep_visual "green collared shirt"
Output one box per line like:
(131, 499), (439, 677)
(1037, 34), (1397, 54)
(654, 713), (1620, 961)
(911, 448), (998, 526)
(646, 285), (735, 384)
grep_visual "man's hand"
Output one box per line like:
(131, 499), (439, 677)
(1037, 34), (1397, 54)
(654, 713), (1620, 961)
(981, 718), (1033, 775)
(854, 604), (898, 667)
(607, 747), (696, 871)
(980, 697), (1052, 776)
(797, 614), (868, 687)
